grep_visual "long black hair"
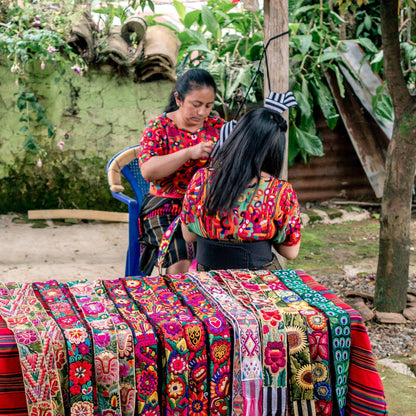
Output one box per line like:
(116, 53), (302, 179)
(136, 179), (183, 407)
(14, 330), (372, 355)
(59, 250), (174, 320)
(206, 107), (287, 215)
(164, 68), (218, 113)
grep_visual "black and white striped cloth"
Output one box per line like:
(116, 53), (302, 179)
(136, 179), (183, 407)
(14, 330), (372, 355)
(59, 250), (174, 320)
(264, 91), (298, 113)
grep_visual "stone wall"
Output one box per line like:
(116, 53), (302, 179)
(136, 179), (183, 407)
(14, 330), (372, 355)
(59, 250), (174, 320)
(0, 61), (173, 213)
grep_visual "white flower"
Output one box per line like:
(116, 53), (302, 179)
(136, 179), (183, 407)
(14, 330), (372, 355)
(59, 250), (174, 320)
(37, 159), (42, 168)
(47, 46), (56, 54)
(11, 65), (19, 73)
(41, 61), (45, 70)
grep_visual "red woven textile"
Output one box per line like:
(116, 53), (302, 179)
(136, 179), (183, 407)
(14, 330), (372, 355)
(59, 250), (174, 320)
(0, 317), (27, 416)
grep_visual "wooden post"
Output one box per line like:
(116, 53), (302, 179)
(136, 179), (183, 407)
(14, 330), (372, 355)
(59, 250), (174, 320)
(263, 0), (289, 179)
(264, 0), (289, 268)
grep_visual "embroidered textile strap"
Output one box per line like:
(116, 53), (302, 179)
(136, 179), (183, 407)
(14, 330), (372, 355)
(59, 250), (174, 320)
(212, 271), (288, 416)
(164, 273), (233, 416)
(215, 270), (316, 416)
(297, 271), (388, 416)
(93, 280), (137, 416)
(103, 279), (160, 416)
(272, 270), (351, 416)
(10, 282), (67, 415)
(66, 280), (122, 415)
(157, 214), (181, 271)
(122, 275), (209, 416)
(33, 280), (96, 415)
(186, 271), (263, 416)
(0, 283), (61, 416)
(251, 270), (332, 416)
(213, 270), (314, 416)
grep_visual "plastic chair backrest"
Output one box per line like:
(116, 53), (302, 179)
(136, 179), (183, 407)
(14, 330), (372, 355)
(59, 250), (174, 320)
(106, 145), (150, 276)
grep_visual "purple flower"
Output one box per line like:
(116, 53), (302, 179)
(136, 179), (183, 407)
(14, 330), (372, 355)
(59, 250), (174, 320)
(71, 65), (81, 74)
(94, 332), (111, 347)
(40, 61), (45, 70)
(47, 46), (56, 54)
(57, 141), (64, 149)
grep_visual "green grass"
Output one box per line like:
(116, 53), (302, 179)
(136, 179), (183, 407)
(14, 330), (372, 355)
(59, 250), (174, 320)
(287, 219), (381, 274)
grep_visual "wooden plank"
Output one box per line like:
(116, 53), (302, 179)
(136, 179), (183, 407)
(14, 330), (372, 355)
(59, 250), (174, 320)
(28, 209), (129, 223)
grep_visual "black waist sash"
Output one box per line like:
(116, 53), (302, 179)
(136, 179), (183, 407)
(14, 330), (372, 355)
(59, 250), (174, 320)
(196, 236), (273, 270)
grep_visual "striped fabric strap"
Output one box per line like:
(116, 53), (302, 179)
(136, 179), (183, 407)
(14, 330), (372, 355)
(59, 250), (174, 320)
(103, 279), (160, 416)
(272, 269), (351, 416)
(164, 273), (233, 416)
(66, 280), (122, 416)
(211, 119), (238, 159)
(123, 275), (209, 416)
(187, 271), (263, 416)
(264, 91), (298, 114)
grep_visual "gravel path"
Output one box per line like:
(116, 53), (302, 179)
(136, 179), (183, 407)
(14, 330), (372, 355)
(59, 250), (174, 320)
(315, 272), (416, 360)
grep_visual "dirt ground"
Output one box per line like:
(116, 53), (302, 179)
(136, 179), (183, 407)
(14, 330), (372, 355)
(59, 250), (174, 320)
(1, 211), (415, 283)
(0, 214), (129, 283)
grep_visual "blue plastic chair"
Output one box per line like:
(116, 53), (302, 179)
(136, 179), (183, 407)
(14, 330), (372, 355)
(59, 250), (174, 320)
(106, 145), (150, 276)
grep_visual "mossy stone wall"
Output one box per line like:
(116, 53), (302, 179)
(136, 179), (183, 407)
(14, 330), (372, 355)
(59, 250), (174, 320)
(0, 61), (173, 213)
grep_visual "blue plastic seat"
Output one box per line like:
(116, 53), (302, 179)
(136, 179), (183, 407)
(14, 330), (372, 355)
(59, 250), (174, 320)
(106, 145), (150, 276)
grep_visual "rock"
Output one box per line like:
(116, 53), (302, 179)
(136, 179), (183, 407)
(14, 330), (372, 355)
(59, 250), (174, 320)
(375, 312), (408, 324)
(348, 297), (374, 322)
(403, 307), (416, 321)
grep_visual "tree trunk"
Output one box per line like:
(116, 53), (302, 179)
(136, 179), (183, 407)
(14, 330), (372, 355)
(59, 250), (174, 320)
(374, 0), (416, 312)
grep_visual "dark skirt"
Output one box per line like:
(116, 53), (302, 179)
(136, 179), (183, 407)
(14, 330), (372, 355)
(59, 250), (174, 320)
(138, 194), (195, 275)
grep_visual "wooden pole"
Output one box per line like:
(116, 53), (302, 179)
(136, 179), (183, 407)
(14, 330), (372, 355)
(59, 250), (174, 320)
(263, 0), (289, 179)
(264, 0), (289, 268)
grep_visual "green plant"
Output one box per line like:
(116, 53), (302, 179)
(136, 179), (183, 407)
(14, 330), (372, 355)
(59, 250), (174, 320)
(171, 0), (264, 120)
(0, 1), (86, 156)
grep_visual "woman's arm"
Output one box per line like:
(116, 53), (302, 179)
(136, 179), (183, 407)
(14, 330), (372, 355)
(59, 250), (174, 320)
(141, 141), (215, 181)
(181, 221), (198, 243)
(274, 241), (301, 260)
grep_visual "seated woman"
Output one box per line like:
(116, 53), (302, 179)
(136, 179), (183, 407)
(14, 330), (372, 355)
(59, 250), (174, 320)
(138, 68), (224, 275)
(180, 106), (301, 271)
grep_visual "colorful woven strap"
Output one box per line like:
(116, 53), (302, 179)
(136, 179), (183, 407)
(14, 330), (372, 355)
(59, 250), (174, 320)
(251, 270), (332, 416)
(186, 271), (263, 416)
(272, 269), (351, 416)
(33, 280), (96, 415)
(103, 278), (160, 416)
(212, 271), (288, 416)
(297, 271), (388, 416)
(0, 282), (62, 416)
(164, 273), (233, 416)
(92, 280), (136, 416)
(122, 275), (209, 416)
(66, 280), (122, 415)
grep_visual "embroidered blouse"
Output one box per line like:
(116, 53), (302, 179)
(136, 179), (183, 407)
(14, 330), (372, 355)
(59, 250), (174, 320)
(138, 113), (224, 199)
(181, 168), (301, 246)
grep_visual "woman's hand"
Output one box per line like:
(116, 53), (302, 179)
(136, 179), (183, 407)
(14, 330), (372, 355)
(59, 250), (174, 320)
(141, 141), (215, 181)
(188, 141), (215, 160)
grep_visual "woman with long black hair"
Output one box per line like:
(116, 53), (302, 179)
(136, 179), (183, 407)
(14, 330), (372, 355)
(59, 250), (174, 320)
(180, 105), (301, 271)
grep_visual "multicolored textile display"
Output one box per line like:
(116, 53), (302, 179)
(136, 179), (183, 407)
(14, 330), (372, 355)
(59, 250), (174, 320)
(0, 270), (388, 416)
